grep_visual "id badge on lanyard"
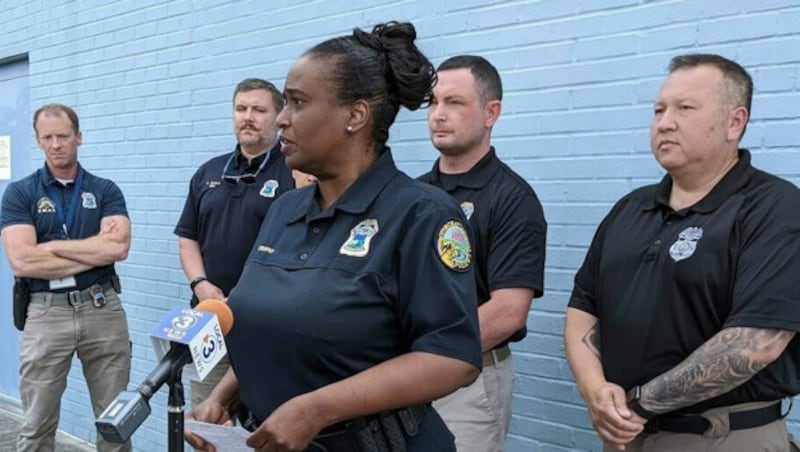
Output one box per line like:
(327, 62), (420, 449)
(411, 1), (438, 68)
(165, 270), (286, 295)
(47, 169), (85, 291)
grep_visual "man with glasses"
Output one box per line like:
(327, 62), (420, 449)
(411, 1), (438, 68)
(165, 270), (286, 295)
(174, 78), (295, 409)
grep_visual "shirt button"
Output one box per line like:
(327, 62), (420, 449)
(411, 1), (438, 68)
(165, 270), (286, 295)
(312, 227), (320, 234)
(300, 253), (308, 260)
(654, 239), (662, 245)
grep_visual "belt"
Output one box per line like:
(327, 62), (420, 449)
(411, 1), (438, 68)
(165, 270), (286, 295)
(313, 404), (430, 451)
(649, 402), (783, 435)
(30, 281), (115, 307)
(482, 345), (511, 367)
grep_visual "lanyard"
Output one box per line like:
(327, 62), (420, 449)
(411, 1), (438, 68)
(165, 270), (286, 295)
(46, 168), (85, 239)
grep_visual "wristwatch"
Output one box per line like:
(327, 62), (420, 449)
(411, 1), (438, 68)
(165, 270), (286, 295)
(189, 276), (208, 292)
(626, 385), (658, 420)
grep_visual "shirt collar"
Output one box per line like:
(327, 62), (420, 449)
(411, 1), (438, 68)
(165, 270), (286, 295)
(40, 163), (83, 187)
(428, 147), (500, 191)
(286, 149), (399, 224)
(646, 149), (757, 214)
(233, 143), (275, 171)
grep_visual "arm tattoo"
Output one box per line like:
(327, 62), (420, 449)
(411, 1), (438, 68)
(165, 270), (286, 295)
(641, 327), (795, 414)
(581, 322), (602, 359)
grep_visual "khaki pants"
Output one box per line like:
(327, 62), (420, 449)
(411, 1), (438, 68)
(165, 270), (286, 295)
(18, 293), (131, 452)
(190, 355), (231, 408)
(603, 401), (792, 452)
(433, 351), (514, 452)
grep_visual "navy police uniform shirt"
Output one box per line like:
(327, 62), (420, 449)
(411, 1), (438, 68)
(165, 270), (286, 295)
(226, 149), (482, 424)
(0, 163), (128, 293)
(419, 147), (547, 345)
(174, 143), (294, 295)
(569, 149), (800, 413)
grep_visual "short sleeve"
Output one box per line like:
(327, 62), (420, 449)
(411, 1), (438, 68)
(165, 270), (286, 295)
(0, 182), (33, 231)
(568, 206), (620, 317)
(487, 192), (547, 296)
(174, 170), (202, 240)
(725, 188), (800, 332)
(99, 179), (128, 218)
(396, 200), (482, 369)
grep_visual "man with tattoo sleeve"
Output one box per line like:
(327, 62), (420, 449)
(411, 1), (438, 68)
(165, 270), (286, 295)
(565, 54), (800, 452)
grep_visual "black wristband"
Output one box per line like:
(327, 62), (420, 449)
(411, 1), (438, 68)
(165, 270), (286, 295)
(190, 276), (208, 292)
(627, 385), (658, 420)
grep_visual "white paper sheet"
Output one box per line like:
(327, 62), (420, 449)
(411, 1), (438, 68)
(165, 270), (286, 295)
(184, 420), (252, 451)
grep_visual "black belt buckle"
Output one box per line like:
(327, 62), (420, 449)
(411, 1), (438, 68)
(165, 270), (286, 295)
(90, 284), (106, 308)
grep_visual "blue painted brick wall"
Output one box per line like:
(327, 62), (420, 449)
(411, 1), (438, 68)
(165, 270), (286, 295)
(1, 1), (799, 450)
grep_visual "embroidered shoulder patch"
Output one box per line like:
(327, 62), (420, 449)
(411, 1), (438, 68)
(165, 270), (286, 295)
(436, 220), (471, 271)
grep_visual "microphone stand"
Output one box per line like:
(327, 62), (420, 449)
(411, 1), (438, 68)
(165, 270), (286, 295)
(166, 350), (191, 452)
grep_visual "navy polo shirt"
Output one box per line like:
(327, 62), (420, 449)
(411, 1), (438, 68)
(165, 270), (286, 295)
(419, 147), (547, 345)
(174, 143), (294, 295)
(569, 149), (800, 413)
(0, 163), (128, 293)
(225, 149), (482, 423)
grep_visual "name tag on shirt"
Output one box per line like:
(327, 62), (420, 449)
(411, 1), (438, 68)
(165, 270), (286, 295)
(50, 276), (77, 290)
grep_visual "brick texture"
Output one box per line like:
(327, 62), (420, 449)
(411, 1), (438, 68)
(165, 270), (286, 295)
(1, 1), (798, 450)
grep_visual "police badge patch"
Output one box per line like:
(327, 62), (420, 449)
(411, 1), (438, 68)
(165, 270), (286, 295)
(81, 192), (97, 209)
(36, 197), (56, 214)
(460, 201), (474, 220)
(260, 180), (279, 198)
(669, 226), (703, 262)
(436, 220), (472, 271)
(340, 219), (379, 257)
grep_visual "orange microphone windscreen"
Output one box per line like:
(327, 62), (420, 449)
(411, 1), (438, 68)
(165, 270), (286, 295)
(195, 299), (234, 335)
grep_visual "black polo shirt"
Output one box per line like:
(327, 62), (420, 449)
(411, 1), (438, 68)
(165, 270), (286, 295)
(569, 149), (800, 413)
(225, 149), (482, 423)
(174, 143), (294, 295)
(419, 147), (547, 345)
(0, 163), (128, 293)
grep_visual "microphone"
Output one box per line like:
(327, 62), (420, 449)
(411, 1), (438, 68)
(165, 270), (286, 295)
(95, 299), (234, 444)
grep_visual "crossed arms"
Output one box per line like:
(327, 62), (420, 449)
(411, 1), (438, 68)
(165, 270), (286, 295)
(2, 215), (130, 280)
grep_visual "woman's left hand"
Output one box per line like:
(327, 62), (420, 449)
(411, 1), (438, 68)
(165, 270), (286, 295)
(246, 394), (326, 452)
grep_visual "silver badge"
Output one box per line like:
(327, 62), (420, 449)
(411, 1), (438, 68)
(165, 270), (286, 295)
(669, 226), (703, 262)
(81, 192), (97, 209)
(260, 180), (279, 198)
(340, 219), (379, 257)
(460, 201), (474, 220)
